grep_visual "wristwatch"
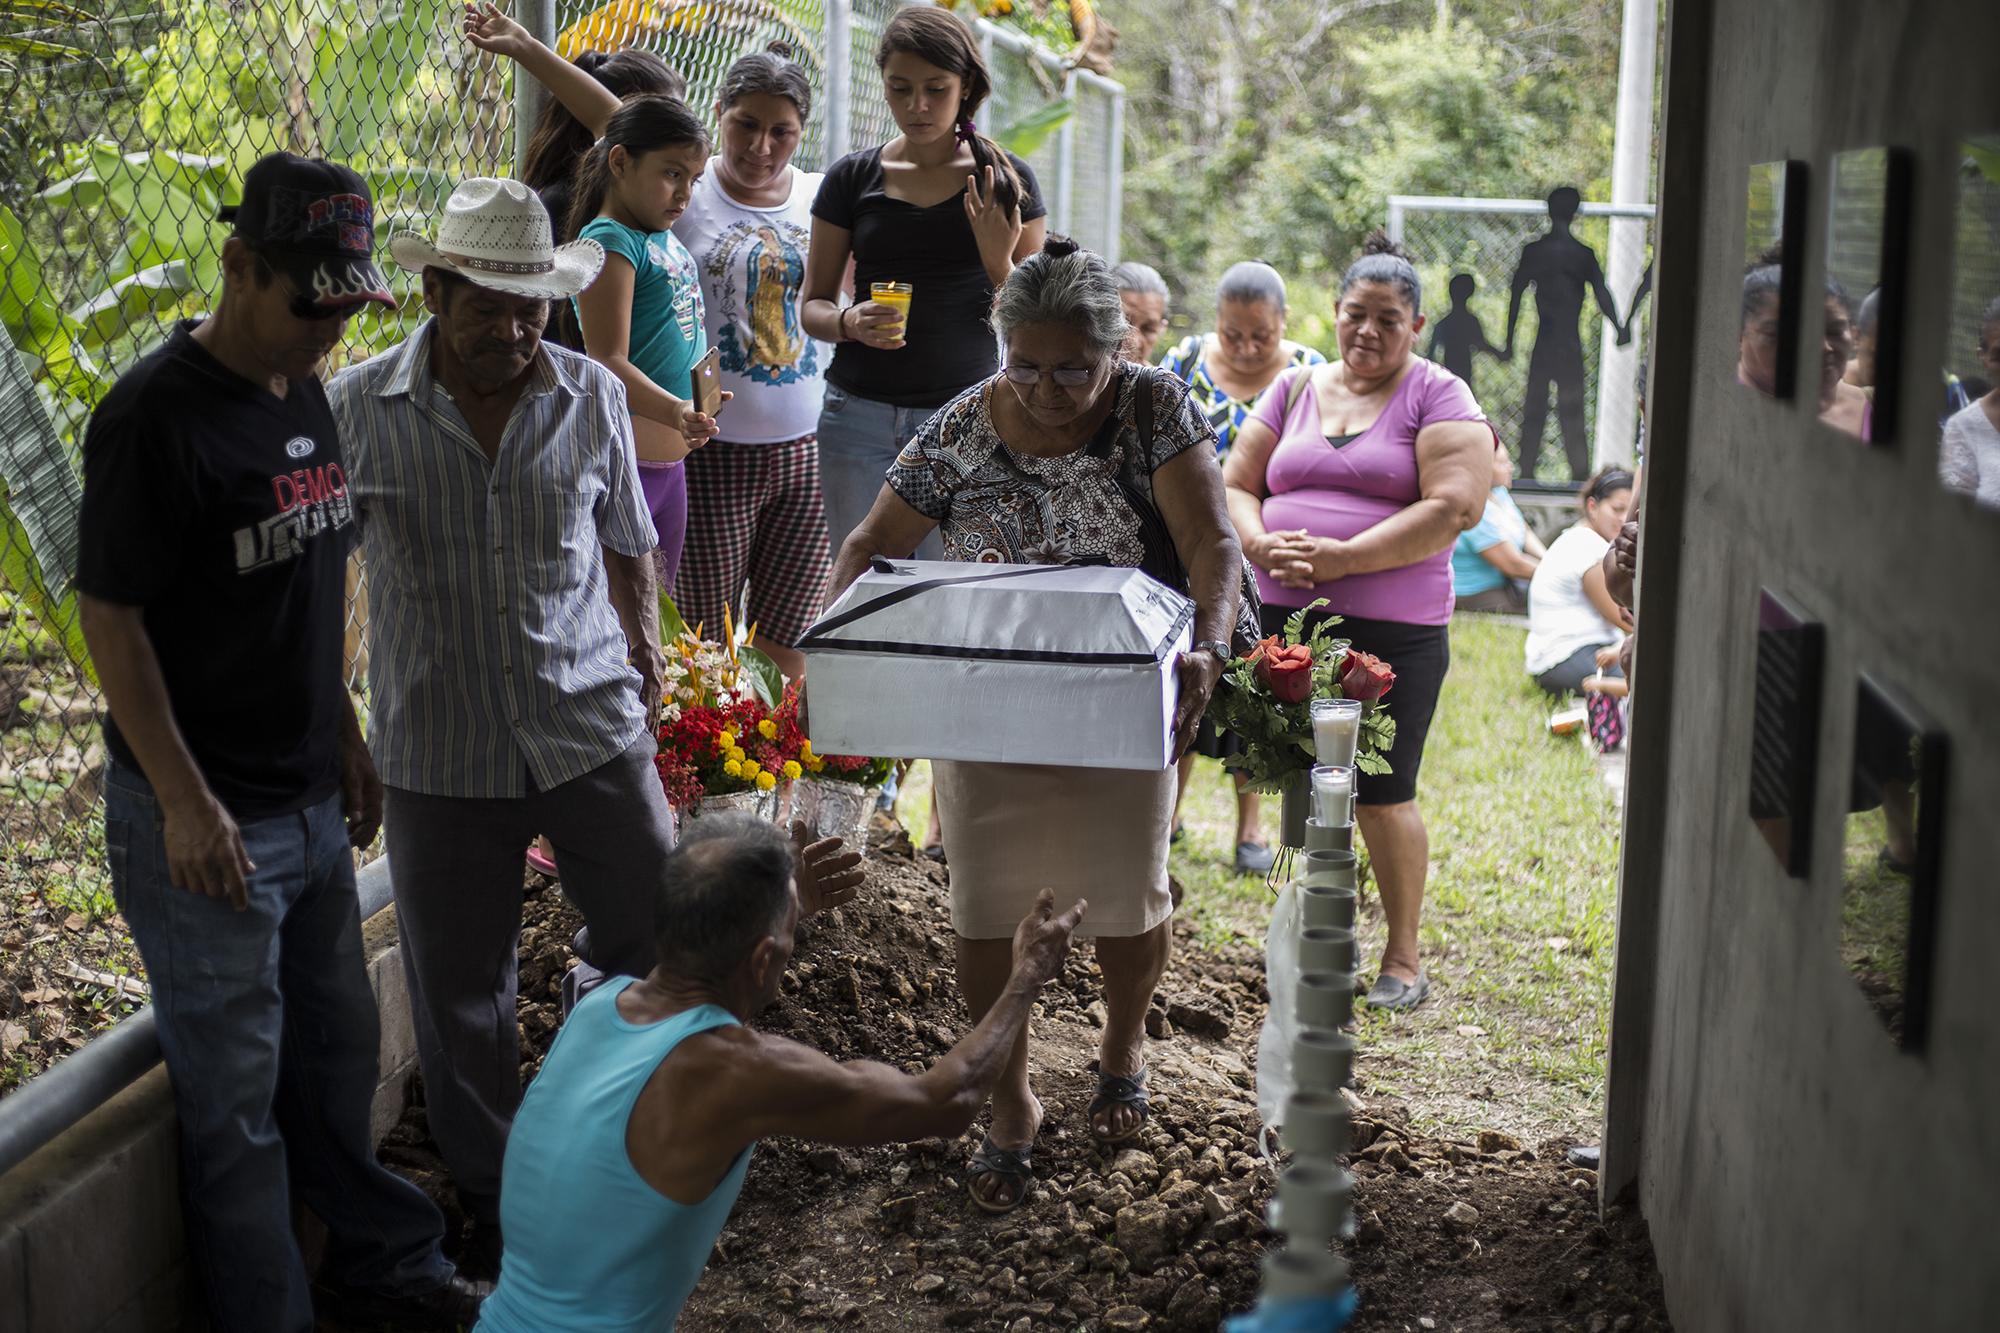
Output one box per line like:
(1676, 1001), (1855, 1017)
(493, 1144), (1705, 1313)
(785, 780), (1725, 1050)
(1192, 639), (1232, 664)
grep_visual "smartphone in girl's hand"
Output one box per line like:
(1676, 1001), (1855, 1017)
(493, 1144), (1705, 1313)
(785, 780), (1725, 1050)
(691, 347), (723, 417)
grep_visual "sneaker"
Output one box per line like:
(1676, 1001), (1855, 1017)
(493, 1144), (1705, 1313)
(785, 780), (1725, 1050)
(1233, 840), (1276, 875)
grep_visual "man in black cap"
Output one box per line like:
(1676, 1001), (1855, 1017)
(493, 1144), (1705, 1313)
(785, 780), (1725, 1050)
(75, 152), (485, 1332)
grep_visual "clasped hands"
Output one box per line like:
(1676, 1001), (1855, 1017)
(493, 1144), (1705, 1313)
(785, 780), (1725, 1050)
(1248, 527), (1350, 591)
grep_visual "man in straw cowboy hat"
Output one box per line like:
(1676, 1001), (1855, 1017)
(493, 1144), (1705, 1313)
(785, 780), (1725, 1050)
(76, 150), (487, 1331)
(328, 176), (697, 1274)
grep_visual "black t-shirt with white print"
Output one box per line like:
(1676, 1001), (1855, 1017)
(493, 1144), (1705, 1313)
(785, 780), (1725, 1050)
(76, 321), (355, 818)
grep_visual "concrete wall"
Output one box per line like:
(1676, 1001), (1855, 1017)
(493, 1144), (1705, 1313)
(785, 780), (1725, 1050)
(0, 909), (417, 1333)
(1605, 0), (2000, 1327)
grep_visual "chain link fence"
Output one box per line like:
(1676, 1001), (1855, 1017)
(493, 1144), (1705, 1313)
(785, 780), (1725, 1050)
(0, 0), (1120, 919)
(1389, 196), (1655, 493)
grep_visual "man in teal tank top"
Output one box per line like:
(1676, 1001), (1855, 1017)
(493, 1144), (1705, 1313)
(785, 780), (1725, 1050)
(475, 814), (1087, 1332)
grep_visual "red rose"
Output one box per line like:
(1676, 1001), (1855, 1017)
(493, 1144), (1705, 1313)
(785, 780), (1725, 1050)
(1255, 642), (1315, 704)
(1338, 650), (1396, 702)
(1243, 634), (1285, 668)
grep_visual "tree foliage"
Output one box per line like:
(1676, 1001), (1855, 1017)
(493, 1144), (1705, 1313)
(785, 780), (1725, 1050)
(1102, 0), (1628, 352)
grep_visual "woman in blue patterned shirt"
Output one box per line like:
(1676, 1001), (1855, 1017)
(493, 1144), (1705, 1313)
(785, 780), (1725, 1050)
(1160, 261), (1326, 458)
(1159, 261), (1324, 873)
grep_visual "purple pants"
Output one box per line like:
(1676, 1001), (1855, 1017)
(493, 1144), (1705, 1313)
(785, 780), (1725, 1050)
(637, 459), (687, 592)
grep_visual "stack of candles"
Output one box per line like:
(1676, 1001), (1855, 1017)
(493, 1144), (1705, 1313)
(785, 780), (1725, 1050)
(1252, 843), (1362, 1325)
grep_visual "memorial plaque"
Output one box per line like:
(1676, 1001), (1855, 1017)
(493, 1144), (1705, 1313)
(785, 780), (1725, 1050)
(1748, 589), (1822, 877)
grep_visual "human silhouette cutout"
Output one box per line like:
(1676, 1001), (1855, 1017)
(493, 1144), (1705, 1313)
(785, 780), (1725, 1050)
(1427, 272), (1507, 392)
(1505, 187), (1627, 480)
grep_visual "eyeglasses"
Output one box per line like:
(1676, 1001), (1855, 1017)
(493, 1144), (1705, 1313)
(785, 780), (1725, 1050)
(1001, 363), (1098, 388)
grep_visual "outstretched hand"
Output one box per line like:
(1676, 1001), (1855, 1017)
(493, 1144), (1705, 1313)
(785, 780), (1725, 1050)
(1011, 888), (1086, 988)
(790, 821), (865, 916)
(462, 2), (534, 60)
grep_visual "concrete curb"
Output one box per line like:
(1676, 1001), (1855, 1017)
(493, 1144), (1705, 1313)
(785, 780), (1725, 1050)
(0, 865), (416, 1332)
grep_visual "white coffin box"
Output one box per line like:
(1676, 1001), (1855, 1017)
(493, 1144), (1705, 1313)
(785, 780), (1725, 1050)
(801, 560), (1195, 771)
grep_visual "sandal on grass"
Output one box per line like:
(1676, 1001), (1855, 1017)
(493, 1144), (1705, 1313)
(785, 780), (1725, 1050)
(966, 1135), (1034, 1214)
(1088, 1062), (1150, 1145)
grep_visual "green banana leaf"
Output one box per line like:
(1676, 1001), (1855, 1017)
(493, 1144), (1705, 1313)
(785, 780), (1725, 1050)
(0, 494), (93, 683)
(658, 588), (690, 647)
(68, 260), (195, 349)
(994, 96), (1074, 160)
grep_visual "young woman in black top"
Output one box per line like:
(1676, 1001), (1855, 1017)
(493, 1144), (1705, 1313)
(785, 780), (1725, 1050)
(801, 4), (1047, 564)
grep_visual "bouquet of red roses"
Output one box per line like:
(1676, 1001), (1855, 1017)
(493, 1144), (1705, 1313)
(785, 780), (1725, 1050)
(1205, 600), (1397, 793)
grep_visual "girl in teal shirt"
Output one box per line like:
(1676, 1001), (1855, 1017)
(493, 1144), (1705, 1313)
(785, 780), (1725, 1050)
(568, 95), (730, 591)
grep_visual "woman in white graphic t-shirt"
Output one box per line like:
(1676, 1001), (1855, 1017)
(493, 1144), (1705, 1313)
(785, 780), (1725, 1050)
(669, 44), (831, 678)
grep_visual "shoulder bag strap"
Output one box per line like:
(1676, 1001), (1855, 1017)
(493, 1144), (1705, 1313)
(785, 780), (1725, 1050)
(1281, 361), (1316, 421)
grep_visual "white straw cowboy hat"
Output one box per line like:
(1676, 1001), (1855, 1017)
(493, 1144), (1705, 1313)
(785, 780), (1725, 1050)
(389, 177), (605, 300)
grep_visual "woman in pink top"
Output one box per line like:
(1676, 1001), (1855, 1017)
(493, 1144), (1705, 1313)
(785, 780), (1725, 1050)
(1223, 232), (1493, 1011)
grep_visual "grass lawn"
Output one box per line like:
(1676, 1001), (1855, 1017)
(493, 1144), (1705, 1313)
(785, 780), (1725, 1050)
(899, 612), (1624, 1145)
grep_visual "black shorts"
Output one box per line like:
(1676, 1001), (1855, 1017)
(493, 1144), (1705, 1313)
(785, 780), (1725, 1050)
(1260, 605), (1450, 807)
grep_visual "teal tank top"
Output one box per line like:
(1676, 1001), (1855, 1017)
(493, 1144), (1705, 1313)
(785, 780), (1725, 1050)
(473, 982), (751, 1333)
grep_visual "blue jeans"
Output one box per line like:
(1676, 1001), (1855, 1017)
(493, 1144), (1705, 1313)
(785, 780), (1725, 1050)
(105, 763), (452, 1333)
(816, 383), (946, 562)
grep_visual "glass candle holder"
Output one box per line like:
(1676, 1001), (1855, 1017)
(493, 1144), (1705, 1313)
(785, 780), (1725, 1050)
(1310, 697), (1363, 768)
(1309, 764), (1356, 827)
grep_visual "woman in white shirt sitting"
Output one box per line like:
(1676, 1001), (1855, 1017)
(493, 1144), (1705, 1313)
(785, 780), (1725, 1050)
(1525, 467), (1635, 695)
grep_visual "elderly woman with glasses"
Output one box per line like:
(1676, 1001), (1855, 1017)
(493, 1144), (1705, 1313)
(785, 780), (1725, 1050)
(826, 234), (1247, 1213)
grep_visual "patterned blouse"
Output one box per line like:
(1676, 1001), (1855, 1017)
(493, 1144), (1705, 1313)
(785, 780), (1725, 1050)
(1160, 333), (1326, 456)
(886, 364), (1213, 566)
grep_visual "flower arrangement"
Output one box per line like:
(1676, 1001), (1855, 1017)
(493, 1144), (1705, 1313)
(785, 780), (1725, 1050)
(653, 596), (898, 823)
(653, 601), (808, 814)
(1205, 600), (1398, 794)
(806, 750), (896, 788)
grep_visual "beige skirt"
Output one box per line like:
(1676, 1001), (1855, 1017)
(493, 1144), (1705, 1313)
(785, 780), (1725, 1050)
(932, 760), (1176, 939)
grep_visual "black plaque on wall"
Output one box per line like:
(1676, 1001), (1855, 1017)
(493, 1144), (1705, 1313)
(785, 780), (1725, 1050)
(1749, 589), (1823, 876)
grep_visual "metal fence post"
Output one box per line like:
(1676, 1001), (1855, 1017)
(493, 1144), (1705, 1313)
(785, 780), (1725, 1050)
(513, 0), (558, 177)
(1594, 0), (1659, 468)
(827, 0), (854, 163)
(1054, 66), (1076, 239)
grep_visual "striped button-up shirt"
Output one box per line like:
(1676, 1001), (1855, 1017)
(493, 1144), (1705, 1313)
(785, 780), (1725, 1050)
(329, 322), (656, 798)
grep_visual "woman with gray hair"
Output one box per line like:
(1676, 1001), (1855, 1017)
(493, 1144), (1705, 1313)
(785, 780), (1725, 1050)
(1162, 259), (1324, 874)
(826, 235), (1249, 1212)
(1112, 260), (1171, 362)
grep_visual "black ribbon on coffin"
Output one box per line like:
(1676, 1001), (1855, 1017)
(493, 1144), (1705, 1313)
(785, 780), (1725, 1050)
(797, 556), (1195, 666)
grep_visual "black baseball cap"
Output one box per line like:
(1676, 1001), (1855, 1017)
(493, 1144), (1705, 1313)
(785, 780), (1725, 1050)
(217, 152), (395, 311)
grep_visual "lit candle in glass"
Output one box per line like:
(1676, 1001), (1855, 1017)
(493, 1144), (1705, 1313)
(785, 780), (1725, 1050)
(1309, 764), (1356, 827)
(1310, 697), (1363, 768)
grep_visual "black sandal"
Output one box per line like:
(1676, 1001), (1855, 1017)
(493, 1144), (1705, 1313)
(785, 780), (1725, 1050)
(1088, 1063), (1150, 1145)
(966, 1134), (1034, 1213)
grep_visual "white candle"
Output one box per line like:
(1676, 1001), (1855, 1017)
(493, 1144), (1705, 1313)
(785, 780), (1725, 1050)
(1310, 697), (1363, 768)
(1309, 764), (1356, 826)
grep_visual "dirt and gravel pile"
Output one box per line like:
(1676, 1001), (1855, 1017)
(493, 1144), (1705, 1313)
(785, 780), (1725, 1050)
(384, 823), (1670, 1331)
